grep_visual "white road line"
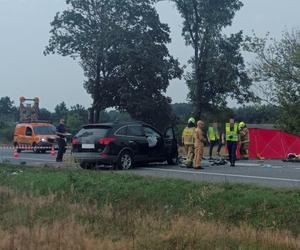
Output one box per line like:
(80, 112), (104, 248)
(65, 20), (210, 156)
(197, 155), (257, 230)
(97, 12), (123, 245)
(3, 157), (56, 163)
(141, 168), (300, 183)
(235, 163), (260, 167)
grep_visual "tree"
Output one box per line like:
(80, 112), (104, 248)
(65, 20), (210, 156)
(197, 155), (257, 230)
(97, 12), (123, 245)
(123, 93), (177, 129)
(66, 104), (89, 133)
(45, 0), (181, 126)
(0, 96), (18, 122)
(233, 105), (280, 124)
(54, 102), (69, 122)
(69, 104), (89, 123)
(39, 108), (52, 121)
(172, 103), (194, 118)
(173, 0), (255, 117)
(246, 30), (300, 135)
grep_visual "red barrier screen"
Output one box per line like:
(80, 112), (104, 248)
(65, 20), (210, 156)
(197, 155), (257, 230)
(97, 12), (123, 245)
(249, 128), (300, 159)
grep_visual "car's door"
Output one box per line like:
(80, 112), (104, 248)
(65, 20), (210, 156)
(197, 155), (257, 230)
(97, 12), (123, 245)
(24, 126), (33, 145)
(143, 125), (165, 160)
(126, 125), (149, 161)
(163, 127), (178, 159)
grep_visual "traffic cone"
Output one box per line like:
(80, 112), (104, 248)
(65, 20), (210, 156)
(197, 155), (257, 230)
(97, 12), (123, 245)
(13, 148), (20, 159)
(50, 146), (56, 157)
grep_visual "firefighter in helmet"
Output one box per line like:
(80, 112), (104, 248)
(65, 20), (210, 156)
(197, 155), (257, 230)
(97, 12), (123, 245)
(239, 121), (250, 160)
(181, 117), (196, 168)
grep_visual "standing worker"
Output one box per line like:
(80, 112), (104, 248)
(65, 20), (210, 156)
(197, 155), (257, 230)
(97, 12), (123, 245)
(225, 118), (239, 167)
(207, 122), (223, 159)
(182, 117), (196, 168)
(239, 121), (250, 160)
(56, 118), (67, 162)
(194, 120), (205, 170)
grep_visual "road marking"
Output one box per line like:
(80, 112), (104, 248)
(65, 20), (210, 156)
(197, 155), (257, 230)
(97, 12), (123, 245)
(235, 163), (260, 167)
(141, 168), (300, 183)
(3, 157), (56, 163)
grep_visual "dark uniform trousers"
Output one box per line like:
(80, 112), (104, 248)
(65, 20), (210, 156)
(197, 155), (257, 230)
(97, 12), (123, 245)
(227, 141), (237, 166)
(56, 138), (66, 162)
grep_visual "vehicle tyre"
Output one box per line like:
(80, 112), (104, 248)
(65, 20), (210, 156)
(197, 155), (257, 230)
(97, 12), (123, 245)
(32, 143), (40, 154)
(167, 155), (178, 165)
(41, 149), (47, 154)
(14, 142), (21, 153)
(80, 162), (88, 169)
(117, 151), (133, 170)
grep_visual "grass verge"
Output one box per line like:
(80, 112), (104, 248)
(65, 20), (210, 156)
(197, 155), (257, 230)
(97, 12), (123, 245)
(0, 164), (299, 249)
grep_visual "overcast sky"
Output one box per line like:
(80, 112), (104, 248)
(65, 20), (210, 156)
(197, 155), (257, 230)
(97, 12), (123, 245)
(0, 0), (300, 111)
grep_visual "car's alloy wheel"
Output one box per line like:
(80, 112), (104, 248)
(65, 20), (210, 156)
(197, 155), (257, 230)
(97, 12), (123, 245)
(118, 152), (133, 170)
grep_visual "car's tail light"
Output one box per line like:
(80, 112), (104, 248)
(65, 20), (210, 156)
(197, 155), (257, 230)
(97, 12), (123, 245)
(72, 138), (80, 145)
(98, 137), (116, 145)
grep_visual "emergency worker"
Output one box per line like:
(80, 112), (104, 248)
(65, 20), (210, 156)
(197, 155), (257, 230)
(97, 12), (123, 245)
(194, 120), (205, 169)
(182, 117), (196, 167)
(239, 121), (250, 160)
(207, 122), (223, 159)
(226, 118), (238, 167)
(56, 118), (67, 162)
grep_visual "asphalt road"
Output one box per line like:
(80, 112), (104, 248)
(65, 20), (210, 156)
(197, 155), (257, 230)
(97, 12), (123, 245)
(1, 149), (300, 188)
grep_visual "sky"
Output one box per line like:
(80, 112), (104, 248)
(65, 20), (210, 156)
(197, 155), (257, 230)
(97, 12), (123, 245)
(0, 0), (300, 111)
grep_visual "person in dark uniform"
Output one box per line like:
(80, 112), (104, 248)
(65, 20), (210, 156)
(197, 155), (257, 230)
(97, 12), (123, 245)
(225, 118), (239, 167)
(56, 118), (67, 162)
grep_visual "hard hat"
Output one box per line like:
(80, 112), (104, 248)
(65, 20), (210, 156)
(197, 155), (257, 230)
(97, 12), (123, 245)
(188, 117), (195, 124)
(239, 121), (246, 129)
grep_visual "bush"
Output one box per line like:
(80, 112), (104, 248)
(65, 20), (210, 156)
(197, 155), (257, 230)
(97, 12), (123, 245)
(0, 124), (14, 144)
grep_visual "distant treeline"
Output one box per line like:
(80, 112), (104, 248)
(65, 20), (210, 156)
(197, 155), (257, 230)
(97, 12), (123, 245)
(172, 103), (280, 125)
(0, 96), (281, 143)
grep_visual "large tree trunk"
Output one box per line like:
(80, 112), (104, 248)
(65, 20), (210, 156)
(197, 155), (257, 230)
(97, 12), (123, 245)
(94, 108), (101, 123)
(93, 56), (102, 123)
(192, 0), (202, 119)
(89, 107), (94, 124)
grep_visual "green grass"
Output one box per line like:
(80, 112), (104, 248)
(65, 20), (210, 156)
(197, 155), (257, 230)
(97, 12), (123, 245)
(0, 164), (299, 234)
(0, 164), (299, 249)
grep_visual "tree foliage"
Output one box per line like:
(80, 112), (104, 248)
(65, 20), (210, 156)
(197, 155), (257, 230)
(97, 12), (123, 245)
(173, 0), (255, 117)
(233, 105), (280, 124)
(0, 96), (18, 122)
(45, 0), (182, 127)
(246, 30), (300, 135)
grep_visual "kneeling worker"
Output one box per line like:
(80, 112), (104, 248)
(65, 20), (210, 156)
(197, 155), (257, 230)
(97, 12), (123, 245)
(182, 117), (196, 167)
(239, 121), (250, 160)
(194, 120), (205, 170)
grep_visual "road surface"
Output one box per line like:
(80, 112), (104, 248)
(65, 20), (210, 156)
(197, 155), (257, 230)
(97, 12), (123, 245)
(1, 149), (300, 188)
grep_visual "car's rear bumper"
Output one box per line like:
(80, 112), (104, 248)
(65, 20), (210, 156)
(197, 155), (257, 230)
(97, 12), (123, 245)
(72, 152), (116, 164)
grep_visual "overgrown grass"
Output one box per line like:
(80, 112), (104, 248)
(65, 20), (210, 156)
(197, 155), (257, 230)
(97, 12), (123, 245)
(0, 164), (299, 249)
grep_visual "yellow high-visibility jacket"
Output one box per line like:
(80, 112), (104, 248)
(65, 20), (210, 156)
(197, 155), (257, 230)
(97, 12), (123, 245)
(225, 123), (238, 142)
(182, 127), (195, 145)
(208, 127), (220, 141)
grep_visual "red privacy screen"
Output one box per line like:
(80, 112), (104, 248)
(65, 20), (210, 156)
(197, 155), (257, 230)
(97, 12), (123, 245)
(248, 128), (300, 159)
